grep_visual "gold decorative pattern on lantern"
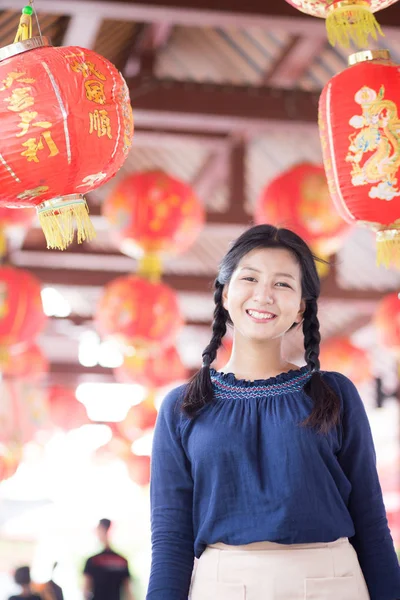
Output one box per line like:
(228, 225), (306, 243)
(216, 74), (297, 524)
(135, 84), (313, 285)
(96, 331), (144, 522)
(346, 85), (400, 201)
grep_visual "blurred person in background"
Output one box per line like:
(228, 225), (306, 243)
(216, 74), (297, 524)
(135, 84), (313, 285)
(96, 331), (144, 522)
(83, 518), (135, 600)
(8, 566), (42, 600)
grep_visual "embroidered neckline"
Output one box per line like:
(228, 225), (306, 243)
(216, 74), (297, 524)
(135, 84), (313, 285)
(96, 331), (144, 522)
(210, 365), (313, 396)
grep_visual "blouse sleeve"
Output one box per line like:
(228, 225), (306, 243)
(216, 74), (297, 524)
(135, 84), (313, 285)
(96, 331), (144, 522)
(146, 386), (195, 600)
(326, 372), (400, 600)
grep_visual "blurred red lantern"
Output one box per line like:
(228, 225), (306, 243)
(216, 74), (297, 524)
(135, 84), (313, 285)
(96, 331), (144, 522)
(103, 170), (204, 259)
(255, 163), (351, 257)
(115, 346), (187, 387)
(0, 206), (34, 228)
(96, 275), (183, 351)
(284, 0), (396, 48)
(0, 441), (22, 482)
(375, 293), (400, 352)
(0, 266), (46, 350)
(0, 13), (133, 250)
(319, 337), (371, 385)
(2, 342), (48, 381)
(117, 398), (158, 442)
(126, 453), (151, 487)
(47, 386), (88, 431)
(319, 50), (400, 268)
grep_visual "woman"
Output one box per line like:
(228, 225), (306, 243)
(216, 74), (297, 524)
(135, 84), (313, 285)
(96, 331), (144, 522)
(146, 224), (400, 600)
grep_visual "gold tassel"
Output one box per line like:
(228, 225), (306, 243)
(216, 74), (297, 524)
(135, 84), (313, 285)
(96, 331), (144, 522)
(376, 228), (400, 269)
(0, 228), (7, 259)
(137, 253), (162, 283)
(14, 6), (33, 43)
(37, 195), (96, 250)
(326, 2), (384, 48)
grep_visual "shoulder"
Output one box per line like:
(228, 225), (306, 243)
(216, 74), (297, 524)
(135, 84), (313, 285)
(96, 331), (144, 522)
(158, 384), (188, 419)
(320, 371), (365, 414)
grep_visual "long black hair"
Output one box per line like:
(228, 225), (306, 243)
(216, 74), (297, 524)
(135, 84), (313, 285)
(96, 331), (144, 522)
(182, 224), (340, 434)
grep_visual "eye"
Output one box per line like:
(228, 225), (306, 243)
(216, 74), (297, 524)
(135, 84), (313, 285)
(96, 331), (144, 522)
(241, 276), (257, 282)
(275, 281), (292, 289)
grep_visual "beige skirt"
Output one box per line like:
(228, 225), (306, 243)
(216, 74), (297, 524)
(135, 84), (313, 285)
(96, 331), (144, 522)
(189, 538), (370, 600)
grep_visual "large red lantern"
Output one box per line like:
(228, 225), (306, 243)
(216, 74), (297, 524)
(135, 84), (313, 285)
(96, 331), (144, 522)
(0, 265), (46, 350)
(374, 293), (400, 352)
(1, 342), (48, 381)
(319, 337), (371, 385)
(0, 10), (133, 250)
(96, 275), (183, 351)
(103, 171), (204, 261)
(319, 50), (400, 268)
(285, 1), (397, 48)
(255, 163), (351, 257)
(115, 345), (187, 387)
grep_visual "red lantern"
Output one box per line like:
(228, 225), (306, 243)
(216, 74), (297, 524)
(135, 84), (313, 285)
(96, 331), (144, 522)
(319, 337), (371, 385)
(117, 399), (158, 442)
(2, 342), (48, 381)
(374, 293), (400, 352)
(96, 275), (183, 351)
(255, 163), (351, 257)
(126, 453), (151, 487)
(0, 206), (34, 228)
(285, 1), (397, 48)
(0, 14), (133, 250)
(115, 346), (187, 387)
(47, 386), (88, 431)
(103, 171), (204, 260)
(0, 266), (46, 350)
(319, 50), (400, 268)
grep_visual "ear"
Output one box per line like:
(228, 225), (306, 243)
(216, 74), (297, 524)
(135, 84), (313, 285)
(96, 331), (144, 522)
(295, 299), (306, 325)
(222, 284), (229, 311)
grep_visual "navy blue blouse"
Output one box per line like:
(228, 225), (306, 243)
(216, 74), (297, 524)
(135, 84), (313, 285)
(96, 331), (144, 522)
(146, 367), (400, 600)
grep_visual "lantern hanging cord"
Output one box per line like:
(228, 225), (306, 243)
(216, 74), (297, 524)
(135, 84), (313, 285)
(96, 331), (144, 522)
(29, 0), (43, 41)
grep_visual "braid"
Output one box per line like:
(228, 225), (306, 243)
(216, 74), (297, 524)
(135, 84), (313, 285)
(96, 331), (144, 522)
(202, 284), (228, 367)
(302, 298), (341, 433)
(182, 281), (228, 417)
(303, 298), (321, 372)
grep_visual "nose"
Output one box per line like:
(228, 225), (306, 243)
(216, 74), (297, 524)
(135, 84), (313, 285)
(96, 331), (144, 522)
(252, 283), (275, 305)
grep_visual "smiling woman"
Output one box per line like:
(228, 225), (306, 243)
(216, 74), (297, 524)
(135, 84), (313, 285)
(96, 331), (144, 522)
(147, 224), (400, 600)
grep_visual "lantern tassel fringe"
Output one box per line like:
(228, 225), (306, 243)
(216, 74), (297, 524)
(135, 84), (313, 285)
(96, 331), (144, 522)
(38, 200), (96, 250)
(14, 6), (33, 43)
(326, 4), (384, 48)
(376, 232), (400, 269)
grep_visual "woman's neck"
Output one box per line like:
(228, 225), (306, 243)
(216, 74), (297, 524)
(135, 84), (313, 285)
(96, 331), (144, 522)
(221, 335), (297, 382)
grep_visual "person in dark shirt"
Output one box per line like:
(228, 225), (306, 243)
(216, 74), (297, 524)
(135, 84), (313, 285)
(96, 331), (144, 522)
(8, 566), (42, 600)
(83, 518), (134, 600)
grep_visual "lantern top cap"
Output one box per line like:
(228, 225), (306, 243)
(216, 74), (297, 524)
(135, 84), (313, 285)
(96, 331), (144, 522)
(348, 49), (391, 66)
(0, 36), (51, 63)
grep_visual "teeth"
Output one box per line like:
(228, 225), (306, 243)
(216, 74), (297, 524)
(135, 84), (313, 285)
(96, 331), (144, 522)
(247, 310), (275, 320)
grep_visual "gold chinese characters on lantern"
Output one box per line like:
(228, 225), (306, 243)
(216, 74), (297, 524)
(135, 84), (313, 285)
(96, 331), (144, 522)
(0, 7), (134, 250)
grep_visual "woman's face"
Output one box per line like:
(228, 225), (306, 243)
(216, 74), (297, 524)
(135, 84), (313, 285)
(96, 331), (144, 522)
(222, 247), (305, 343)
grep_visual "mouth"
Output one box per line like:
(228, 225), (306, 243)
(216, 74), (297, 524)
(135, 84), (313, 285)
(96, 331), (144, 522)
(246, 309), (277, 323)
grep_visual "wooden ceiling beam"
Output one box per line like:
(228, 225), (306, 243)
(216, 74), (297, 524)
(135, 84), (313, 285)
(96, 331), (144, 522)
(12, 0), (400, 37)
(123, 23), (174, 77)
(129, 76), (320, 131)
(265, 36), (328, 88)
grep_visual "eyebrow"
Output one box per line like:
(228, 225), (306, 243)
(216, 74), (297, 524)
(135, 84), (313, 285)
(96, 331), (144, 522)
(240, 266), (296, 280)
